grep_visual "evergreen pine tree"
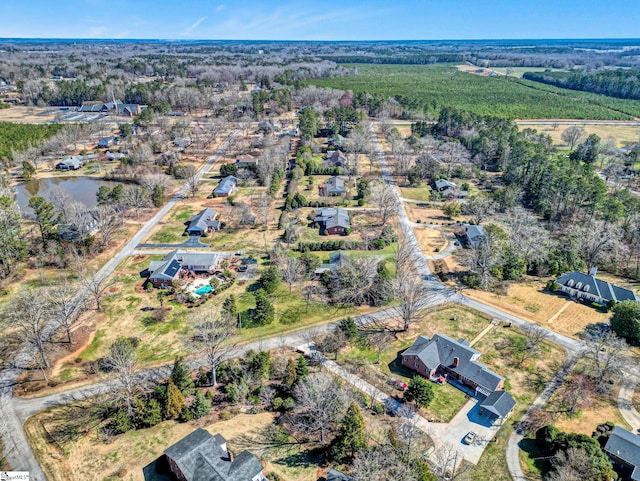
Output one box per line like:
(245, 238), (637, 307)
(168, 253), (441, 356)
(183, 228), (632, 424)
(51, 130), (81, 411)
(284, 357), (297, 388)
(164, 379), (185, 419)
(142, 398), (163, 427)
(332, 402), (367, 461)
(295, 356), (309, 380)
(171, 356), (195, 395)
(191, 390), (211, 419)
(253, 289), (275, 325)
(222, 295), (237, 323)
(405, 376), (434, 408)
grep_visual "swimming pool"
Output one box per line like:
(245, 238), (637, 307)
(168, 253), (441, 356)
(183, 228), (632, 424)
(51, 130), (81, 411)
(194, 285), (213, 296)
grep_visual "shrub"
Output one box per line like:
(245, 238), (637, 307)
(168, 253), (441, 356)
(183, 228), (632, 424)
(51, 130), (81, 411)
(111, 410), (133, 434)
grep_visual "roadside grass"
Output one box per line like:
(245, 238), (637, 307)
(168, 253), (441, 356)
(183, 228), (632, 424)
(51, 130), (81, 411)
(147, 225), (185, 244)
(468, 422), (516, 481)
(400, 186), (432, 202)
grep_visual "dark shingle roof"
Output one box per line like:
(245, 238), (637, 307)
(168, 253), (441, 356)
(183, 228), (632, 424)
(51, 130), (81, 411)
(325, 209), (350, 230)
(480, 390), (516, 418)
(605, 426), (640, 480)
(187, 208), (219, 233)
(435, 179), (456, 190)
(557, 271), (639, 303)
(164, 428), (263, 481)
(404, 334), (504, 392)
(461, 223), (485, 243)
(326, 469), (353, 481)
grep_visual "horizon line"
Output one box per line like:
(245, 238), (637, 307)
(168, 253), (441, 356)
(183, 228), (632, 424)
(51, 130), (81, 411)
(2, 37), (640, 43)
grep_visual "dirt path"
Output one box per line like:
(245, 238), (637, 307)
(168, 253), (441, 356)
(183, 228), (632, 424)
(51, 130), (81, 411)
(547, 301), (571, 324)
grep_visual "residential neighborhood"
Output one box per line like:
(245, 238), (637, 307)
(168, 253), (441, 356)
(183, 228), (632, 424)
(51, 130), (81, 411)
(3, 22), (640, 481)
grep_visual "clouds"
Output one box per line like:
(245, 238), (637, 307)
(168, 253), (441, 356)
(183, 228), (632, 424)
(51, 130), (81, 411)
(183, 16), (207, 36)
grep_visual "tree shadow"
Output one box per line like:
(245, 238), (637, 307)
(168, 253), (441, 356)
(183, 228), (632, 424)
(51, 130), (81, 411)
(387, 349), (415, 379)
(518, 438), (551, 477)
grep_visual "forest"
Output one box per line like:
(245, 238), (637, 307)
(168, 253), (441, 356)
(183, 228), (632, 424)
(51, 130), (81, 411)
(306, 63), (640, 119)
(523, 68), (640, 101)
(0, 122), (64, 161)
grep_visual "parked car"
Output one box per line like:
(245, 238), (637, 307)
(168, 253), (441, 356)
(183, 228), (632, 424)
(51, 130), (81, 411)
(389, 378), (408, 391)
(463, 432), (478, 445)
(238, 263), (248, 272)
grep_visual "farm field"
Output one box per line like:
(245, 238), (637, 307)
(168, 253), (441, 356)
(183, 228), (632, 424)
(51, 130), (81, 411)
(306, 64), (640, 119)
(519, 123), (640, 148)
(464, 278), (610, 339)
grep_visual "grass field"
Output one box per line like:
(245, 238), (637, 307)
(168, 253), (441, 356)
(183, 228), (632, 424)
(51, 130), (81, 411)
(306, 64), (640, 119)
(520, 123), (640, 148)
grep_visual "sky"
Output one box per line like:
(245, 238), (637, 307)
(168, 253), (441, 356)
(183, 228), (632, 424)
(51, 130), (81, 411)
(1, 0), (639, 40)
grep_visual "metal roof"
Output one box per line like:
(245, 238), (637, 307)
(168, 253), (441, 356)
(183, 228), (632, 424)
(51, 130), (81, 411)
(214, 176), (238, 195)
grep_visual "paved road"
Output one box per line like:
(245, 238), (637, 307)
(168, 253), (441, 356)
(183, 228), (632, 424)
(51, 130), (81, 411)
(0, 130), (239, 479)
(505, 355), (579, 481)
(618, 382), (640, 431)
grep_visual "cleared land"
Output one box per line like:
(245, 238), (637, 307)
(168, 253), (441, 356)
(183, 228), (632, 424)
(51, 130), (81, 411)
(464, 278), (610, 339)
(306, 64), (640, 119)
(520, 123), (640, 148)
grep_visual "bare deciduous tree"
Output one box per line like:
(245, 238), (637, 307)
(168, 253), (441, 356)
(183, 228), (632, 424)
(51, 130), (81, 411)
(368, 181), (399, 226)
(547, 447), (596, 481)
(463, 194), (496, 225)
(293, 372), (349, 444)
(94, 205), (123, 248)
(45, 284), (79, 343)
(561, 126), (587, 150)
(6, 290), (52, 380)
(102, 337), (138, 415)
(275, 250), (305, 293)
(575, 219), (624, 268)
(82, 272), (115, 311)
(193, 312), (236, 386)
(509, 323), (548, 367)
(392, 241), (433, 332)
(584, 330), (628, 389)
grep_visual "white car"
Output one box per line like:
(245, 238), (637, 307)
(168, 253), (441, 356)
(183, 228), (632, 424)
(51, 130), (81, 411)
(463, 431), (478, 445)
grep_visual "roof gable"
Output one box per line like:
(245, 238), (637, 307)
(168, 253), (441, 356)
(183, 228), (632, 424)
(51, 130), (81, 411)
(605, 426), (640, 471)
(480, 390), (516, 418)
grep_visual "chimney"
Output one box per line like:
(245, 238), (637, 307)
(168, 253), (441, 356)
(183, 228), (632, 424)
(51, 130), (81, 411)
(588, 266), (598, 277)
(227, 450), (234, 462)
(453, 357), (459, 368)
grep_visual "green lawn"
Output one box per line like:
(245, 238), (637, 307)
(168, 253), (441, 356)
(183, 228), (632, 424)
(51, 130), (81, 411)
(424, 382), (469, 422)
(148, 225), (185, 244)
(305, 63), (640, 119)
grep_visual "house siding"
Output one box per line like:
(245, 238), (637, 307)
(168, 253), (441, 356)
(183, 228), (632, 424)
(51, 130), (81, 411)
(326, 226), (345, 235)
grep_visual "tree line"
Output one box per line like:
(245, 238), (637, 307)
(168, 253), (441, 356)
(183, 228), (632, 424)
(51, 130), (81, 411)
(524, 69), (640, 101)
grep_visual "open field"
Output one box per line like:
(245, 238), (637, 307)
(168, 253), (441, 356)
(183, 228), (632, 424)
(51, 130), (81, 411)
(400, 186), (432, 202)
(306, 64), (640, 119)
(464, 278), (610, 339)
(520, 123), (640, 147)
(25, 410), (320, 481)
(413, 226), (447, 253)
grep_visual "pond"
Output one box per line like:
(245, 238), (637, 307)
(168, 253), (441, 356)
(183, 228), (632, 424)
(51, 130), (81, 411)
(14, 176), (119, 211)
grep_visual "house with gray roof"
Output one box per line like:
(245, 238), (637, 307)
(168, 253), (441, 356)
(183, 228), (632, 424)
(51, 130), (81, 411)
(147, 250), (219, 288)
(164, 429), (266, 481)
(186, 208), (220, 236)
(326, 469), (353, 481)
(325, 150), (347, 167)
(458, 223), (485, 248)
(402, 334), (505, 397)
(555, 267), (639, 307)
(319, 176), (347, 196)
(56, 156), (84, 170)
(213, 176), (238, 197)
(435, 179), (456, 192)
(98, 136), (115, 148)
(479, 390), (516, 425)
(314, 251), (349, 277)
(236, 154), (258, 167)
(313, 208), (351, 235)
(604, 426), (640, 481)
